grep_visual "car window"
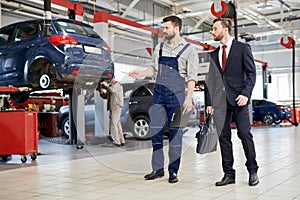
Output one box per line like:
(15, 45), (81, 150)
(253, 100), (265, 106)
(13, 22), (38, 42)
(0, 26), (13, 46)
(132, 86), (151, 97)
(54, 20), (100, 38)
(124, 89), (133, 98)
(123, 84), (137, 98)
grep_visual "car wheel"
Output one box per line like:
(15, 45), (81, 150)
(132, 116), (150, 140)
(10, 92), (30, 103)
(39, 74), (51, 89)
(62, 117), (70, 138)
(263, 113), (274, 125)
(29, 61), (55, 89)
(274, 119), (282, 125)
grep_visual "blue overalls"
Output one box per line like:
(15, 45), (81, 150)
(150, 42), (190, 174)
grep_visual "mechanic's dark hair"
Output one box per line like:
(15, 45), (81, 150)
(162, 15), (182, 31)
(213, 18), (232, 35)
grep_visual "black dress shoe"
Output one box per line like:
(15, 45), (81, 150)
(168, 173), (178, 183)
(144, 170), (164, 180)
(112, 142), (121, 147)
(249, 173), (259, 186)
(215, 176), (235, 186)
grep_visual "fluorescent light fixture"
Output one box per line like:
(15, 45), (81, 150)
(257, 2), (273, 10)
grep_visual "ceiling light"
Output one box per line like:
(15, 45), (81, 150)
(257, 1), (273, 10)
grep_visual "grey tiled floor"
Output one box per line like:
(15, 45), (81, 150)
(0, 125), (300, 200)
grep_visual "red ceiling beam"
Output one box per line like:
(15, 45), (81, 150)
(93, 11), (267, 66)
(94, 11), (162, 37)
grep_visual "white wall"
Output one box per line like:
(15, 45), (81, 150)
(1, 12), (32, 27)
(252, 72), (300, 101)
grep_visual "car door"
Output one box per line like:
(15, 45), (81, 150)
(0, 22), (39, 86)
(129, 84), (153, 117)
(253, 100), (266, 121)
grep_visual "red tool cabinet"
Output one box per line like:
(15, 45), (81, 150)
(0, 111), (39, 163)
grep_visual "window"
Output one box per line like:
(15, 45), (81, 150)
(0, 26), (13, 46)
(54, 20), (100, 38)
(253, 100), (265, 106)
(14, 22), (38, 42)
(132, 86), (151, 97)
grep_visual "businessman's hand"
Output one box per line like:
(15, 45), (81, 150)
(236, 95), (248, 106)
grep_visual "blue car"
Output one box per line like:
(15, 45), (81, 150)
(252, 99), (292, 125)
(0, 18), (114, 102)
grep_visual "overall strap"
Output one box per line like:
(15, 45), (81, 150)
(159, 42), (164, 57)
(176, 43), (191, 59)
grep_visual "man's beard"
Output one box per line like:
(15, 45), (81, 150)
(164, 32), (176, 40)
(213, 33), (223, 41)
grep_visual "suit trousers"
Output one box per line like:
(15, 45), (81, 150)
(219, 103), (259, 178)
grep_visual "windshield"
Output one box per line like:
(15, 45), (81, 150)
(54, 20), (100, 38)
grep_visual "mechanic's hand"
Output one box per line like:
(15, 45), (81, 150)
(129, 71), (142, 79)
(206, 106), (213, 115)
(235, 95), (248, 106)
(182, 98), (193, 114)
(101, 81), (109, 87)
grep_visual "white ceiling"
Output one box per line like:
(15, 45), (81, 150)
(1, 0), (300, 47)
(110, 0), (300, 46)
(0, 0), (299, 73)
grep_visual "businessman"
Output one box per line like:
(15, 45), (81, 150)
(206, 18), (259, 186)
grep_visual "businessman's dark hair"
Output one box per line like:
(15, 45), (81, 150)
(213, 18), (233, 35)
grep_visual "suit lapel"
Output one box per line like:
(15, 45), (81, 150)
(211, 48), (223, 74)
(224, 39), (237, 71)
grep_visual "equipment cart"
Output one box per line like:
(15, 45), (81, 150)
(0, 111), (39, 163)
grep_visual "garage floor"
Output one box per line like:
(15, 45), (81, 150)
(0, 125), (300, 200)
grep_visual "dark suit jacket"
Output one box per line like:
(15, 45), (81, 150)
(206, 39), (256, 107)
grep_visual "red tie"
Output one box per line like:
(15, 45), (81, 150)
(222, 45), (227, 71)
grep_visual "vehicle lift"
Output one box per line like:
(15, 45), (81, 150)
(66, 87), (85, 149)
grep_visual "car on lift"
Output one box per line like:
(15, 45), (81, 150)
(0, 18), (114, 103)
(252, 99), (292, 125)
(57, 81), (155, 140)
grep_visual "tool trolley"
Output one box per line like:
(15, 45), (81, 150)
(0, 111), (39, 163)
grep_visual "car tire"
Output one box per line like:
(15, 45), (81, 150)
(131, 115), (150, 140)
(263, 113), (274, 125)
(274, 120), (282, 125)
(62, 117), (70, 138)
(29, 61), (55, 89)
(10, 92), (30, 103)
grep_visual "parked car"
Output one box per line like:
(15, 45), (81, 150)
(252, 99), (292, 125)
(0, 18), (114, 102)
(57, 80), (197, 140)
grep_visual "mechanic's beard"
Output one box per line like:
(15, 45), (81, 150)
(164, 32), (176, 40)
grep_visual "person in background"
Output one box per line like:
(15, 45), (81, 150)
(206, 18), (259, 187)
(97, 77), (125, 147)
(129, 15), (198, 183)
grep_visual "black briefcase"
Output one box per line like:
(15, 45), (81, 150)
(195, 115), (218, 154)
